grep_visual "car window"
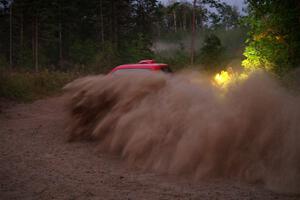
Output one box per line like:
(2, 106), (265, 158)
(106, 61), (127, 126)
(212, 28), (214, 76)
(161, 66), (173, 73)
(112, 68), (154, 75)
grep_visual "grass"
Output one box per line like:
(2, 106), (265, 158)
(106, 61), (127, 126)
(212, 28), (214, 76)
(0, 69), (78, 102)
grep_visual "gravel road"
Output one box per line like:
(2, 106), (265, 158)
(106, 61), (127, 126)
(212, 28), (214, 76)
(0, 96), (299, 200)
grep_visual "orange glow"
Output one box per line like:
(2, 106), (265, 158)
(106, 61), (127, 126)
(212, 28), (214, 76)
(213, 68), (249, 89)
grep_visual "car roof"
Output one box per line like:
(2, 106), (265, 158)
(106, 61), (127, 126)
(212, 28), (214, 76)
(111, 63), (168, 72)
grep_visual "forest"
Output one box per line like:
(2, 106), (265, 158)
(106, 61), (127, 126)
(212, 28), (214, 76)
(0, 0), (300, 100)
(1, 1), (300, 198)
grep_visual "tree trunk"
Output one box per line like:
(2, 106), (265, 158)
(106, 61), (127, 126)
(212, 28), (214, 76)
(59, 22), (62, 61)
(20, 10), (24, 66)
(183, 12), (186, 31)
(58, 0), (63, 62)
(113, 1), (118, 46)
(173, 10), (177, 32)
(32, 21), (35, 66)
(190, 0), (196, 65)
(198, 9), (203, 30)
(20, 11), (24, 50)
(108, 1), (118, 47)
(35, 16), (39, 72)
(100, 0), (104, 44)
(9, 4), (13, 68)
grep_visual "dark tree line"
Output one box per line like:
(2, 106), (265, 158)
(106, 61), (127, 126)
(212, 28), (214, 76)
(0, 0), (242, 71)
(0, 0), (160, 71)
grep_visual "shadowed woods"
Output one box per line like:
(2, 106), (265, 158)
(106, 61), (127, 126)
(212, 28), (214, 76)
(63, 72), (300, 194)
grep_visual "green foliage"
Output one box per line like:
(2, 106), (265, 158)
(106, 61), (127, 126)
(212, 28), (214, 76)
(242, 0), (300, 75)
(0, 55), (8, 69)
(155, 50), (189, 71)
(214, 27), (247, 54)
(0, 73), (33, 101)
(0, 70), (76, 101)
(124, 34), (155, 63)
(242, 37), (289, 74)
(92, 42), (121, 73)
(16, 48), (34, 69)
(198, 34), (225, 70)
(69, 40), (97, 65)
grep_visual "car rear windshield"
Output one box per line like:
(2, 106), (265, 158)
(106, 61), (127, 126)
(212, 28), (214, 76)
(112, 68), (154, 75)
(161, 66), (173, 73)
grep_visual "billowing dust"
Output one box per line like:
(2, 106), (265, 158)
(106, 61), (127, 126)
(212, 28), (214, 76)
(63, 71), (300, 194)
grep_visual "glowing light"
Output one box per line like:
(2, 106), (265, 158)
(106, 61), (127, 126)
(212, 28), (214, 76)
(214, 71), (231, 88)
(213, 68), (249, 90)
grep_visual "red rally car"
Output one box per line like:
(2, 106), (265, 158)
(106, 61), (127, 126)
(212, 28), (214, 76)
(110, 60), (172, 74)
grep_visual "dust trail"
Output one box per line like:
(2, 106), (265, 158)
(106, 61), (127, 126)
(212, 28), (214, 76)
(63, 71), (300, 194)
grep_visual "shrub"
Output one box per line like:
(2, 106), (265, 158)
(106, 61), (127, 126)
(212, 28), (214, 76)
(123, 33), (155, 63)
(0, 70), (76, 102)
(92, 42), (121, 73)
(242, 0), (300, 76)
(197, 34), (225, 71)
(69, 39), (97, 65)
(0, 55), (8, 69)
(154, 50), (190, 71)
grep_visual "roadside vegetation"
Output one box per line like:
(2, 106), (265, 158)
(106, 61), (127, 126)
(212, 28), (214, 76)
(0, 70), (76, 101)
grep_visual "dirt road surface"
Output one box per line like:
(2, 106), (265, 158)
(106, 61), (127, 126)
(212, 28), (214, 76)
(0, 96), (299, 200)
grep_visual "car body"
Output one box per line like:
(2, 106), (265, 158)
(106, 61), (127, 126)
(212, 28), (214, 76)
(110, 60), (172, 74)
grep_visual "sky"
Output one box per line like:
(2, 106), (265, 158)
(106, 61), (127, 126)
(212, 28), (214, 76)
(159, 0), (245, 12)
(222, 0), (244, 11)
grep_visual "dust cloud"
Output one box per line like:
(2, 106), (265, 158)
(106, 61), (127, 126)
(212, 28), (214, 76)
(63, 71), (300, 194)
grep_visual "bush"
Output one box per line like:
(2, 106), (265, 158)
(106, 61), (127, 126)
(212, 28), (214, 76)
(242, 0), (300, 76)
(92, 42), (121, 73)
(154, 49), (190, 71)
(197, 34), (225, 71)
(69, 39), (97, 65)
(0, 55), (8, 69)
(0, 70), (77, 102)
(122, 33), (155, 63)
(242, 36), (290, 75)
